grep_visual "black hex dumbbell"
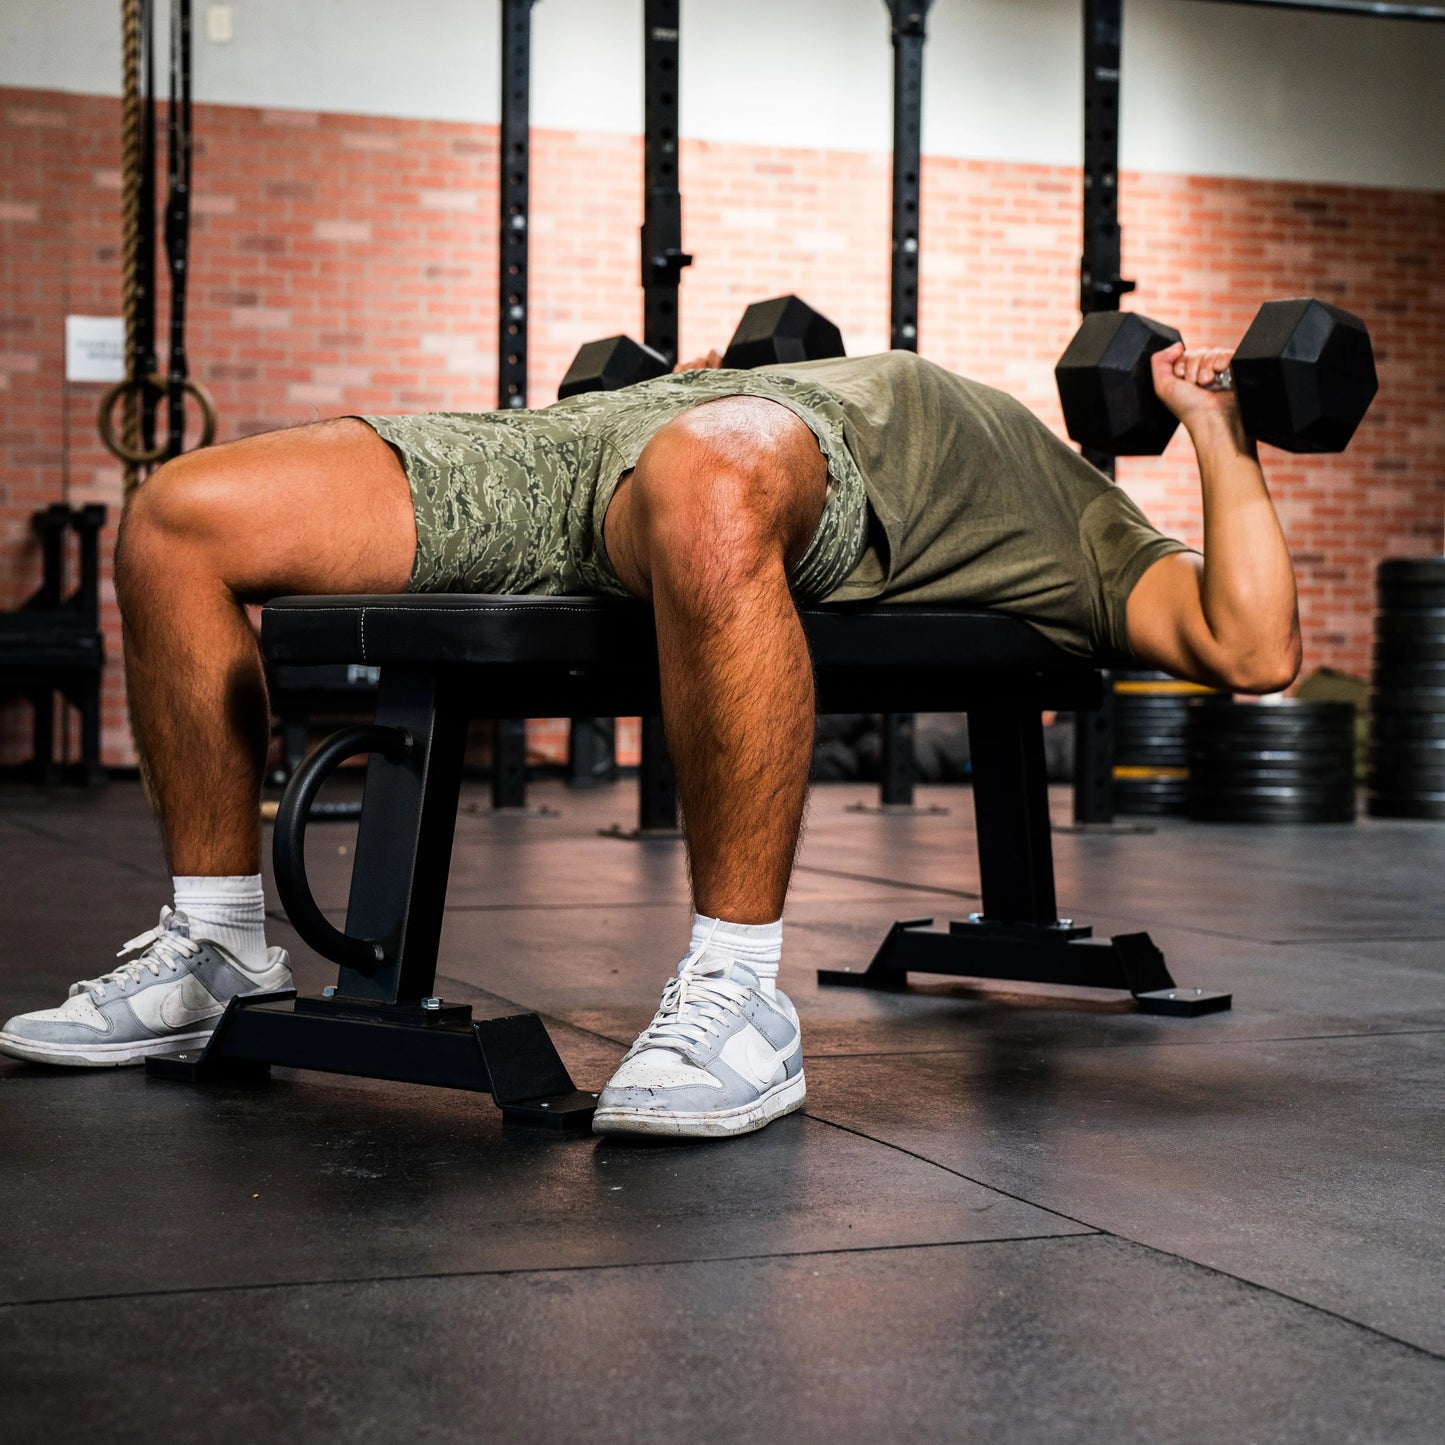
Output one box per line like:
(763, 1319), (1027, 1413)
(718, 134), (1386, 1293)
(720, 294), (846, 369)
(1055, 298), (1378, 456)
(557, 335), (671, 398)
(557, 294), (845, 399)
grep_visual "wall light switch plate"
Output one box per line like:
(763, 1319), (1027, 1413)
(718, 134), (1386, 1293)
(206, 4), (234, 44)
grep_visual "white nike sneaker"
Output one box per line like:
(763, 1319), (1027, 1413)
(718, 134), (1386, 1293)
(592, 948), (806, 1139)
(0, 906), (292, 1068)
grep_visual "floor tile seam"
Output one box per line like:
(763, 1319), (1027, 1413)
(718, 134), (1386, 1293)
(2, 816), (164, 882)
(436, 901), (690, 915)
(1098, 1230), (1445, 1364)
(1052, 914), (1325, 946)
(792, 870), (1412, 948)
(805, 1025), (1445, 1064)
(792, 870), (1243, 940)
(264, 894), (950, 921)
(805, 1115), (1445, 1364)
(803, 1111), (1102, 1235)
(1066, 917), (1445, 947)
(0, 1231), (1103, 1313)
(260, 879), (1439, 943)
(1089, 919), (1445, 946)
(432, 895), (942, 914)
(261, 902), (1444, 959)
(1268, 935), (1445, 946)
(410, 1008), (1445, 1055)
(791, 865), (982, 901)
(361, 972), (1445, 1060)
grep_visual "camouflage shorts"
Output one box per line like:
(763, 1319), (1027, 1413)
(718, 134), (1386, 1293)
(360, 381), (868, 602)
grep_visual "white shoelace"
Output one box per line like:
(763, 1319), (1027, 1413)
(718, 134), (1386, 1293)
(629, 941), (753, 1060)
(73, 907), (202, 996)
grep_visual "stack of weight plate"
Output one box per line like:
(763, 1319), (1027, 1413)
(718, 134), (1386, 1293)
(1112, 671), (1220, 816)
(1187, 699), (1356, 823)
(1368, 556), (1445, 819)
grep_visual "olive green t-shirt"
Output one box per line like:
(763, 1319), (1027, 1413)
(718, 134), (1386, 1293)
(758, 351), (1192, 660)
(541, 350), (1189, 658)
(369, 351), (1190, 662)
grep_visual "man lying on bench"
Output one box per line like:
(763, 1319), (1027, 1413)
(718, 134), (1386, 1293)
(0, 343), (1300, 1137)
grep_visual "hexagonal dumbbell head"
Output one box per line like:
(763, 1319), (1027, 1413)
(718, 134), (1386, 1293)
(1055, 311), (1184, 456)
(1230, 299), (1377, 454)
(722, 295), (846, 369)
(557, 335), (670, 398)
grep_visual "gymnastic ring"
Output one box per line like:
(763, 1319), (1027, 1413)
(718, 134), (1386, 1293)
(272, 723), (414, 975)
(97, 374), (219, 465)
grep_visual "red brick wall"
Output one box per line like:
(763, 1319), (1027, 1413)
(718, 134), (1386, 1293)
(2, 88), (1441, 767)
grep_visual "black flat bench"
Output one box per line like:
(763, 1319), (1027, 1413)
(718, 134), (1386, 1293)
(148, 594), (1230, 1130)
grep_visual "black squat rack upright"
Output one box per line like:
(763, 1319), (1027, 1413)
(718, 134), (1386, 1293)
(492, 0), (536, 810)
(632, 0), (692, 834)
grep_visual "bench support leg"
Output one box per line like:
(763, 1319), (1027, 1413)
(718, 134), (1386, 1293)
(337, 669), (468, 1004)
(818, 707), (1230, 1017)
(491, 717), (529, 809)
(568, 717), (616, 787)
(604, 714), (682, 839)
(147, 992), (598, 1130)
(969, 706), (1058, 924)
(879, 711), (916, 806)
(151, 665), (598, 1130)
(1072, 679), (1117, 824)
(638, 715), (679, 831)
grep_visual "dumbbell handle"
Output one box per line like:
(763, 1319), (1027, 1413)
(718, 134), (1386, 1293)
(1205, 367), (1233, 393)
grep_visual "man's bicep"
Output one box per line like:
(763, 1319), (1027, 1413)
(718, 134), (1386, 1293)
(1125, 552), (1230, 688)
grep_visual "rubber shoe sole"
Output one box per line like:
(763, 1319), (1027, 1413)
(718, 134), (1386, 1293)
(0, 1024), (217, 1068)
(592, 1070), (806, 1139)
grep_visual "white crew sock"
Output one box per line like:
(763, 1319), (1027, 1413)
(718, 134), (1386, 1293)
(690, 913), (782, 996)
(172, 875), (269, 971)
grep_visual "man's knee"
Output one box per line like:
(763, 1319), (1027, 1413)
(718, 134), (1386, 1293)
(632, 437), (779, 559)
(119, 449), (238, 574)
(118, 420), (353, 577)
(629, 402), (826, 573)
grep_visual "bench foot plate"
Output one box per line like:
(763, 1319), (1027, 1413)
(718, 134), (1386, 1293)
(498, 1089), (601, 1130)
(145, 1048), (272, 1085)
(144, 991), (598, 1131)
(1134, 987), (1233, 1017)
(819, 917), (1231, 1014)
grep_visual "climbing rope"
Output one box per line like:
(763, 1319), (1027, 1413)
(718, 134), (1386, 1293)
(99, 0), (216, 492)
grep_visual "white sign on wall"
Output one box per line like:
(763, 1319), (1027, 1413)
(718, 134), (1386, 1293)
(65, 315), (126, 383)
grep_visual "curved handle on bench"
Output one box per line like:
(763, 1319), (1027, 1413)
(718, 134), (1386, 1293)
(272, 723), (414, 975)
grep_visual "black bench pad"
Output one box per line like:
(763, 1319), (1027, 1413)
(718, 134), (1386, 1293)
(262, 594), (1102, 714)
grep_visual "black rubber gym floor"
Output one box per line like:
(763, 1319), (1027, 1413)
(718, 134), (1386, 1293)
(2, 779), (1442, 1443)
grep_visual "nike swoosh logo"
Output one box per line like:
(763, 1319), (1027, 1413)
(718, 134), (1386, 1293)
(159, 975), (222, 1031)
(737, 1031), (786, 1086)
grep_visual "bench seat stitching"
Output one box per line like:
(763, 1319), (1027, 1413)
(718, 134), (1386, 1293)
(265, 604), (1086, 670)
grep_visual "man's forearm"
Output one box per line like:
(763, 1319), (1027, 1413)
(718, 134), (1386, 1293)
(1188, 412), (1302, 692)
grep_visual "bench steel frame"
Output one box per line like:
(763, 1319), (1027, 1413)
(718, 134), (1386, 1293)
(148, 596), (1230, 1131)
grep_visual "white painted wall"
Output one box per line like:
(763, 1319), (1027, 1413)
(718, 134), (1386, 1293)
(2, 0), (1441, 188)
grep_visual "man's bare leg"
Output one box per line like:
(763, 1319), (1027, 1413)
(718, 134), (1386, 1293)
(117, 418), (417, 874)
(593, 397), (825, 1138)
(0, 419), (418, 1067)
(603, 397), (828, 920)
